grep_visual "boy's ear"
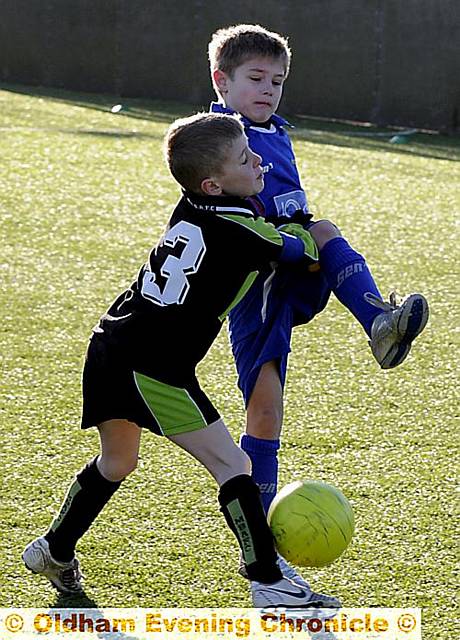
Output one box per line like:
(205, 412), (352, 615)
(213, 69), (229, 94)
(201, 177), (223, 196)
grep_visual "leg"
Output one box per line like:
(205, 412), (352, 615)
(246, 360), (283, 440)
(308, 218), (341, 250)
(167, 418), (251, 486)
(241, 361), (282, 514)
(23, 420), (141, 592)
(46, 419), (141, 558)
(168, 419), (281, 584)
(170, 421), (340, 608)
(311, 219), (429, 366)
(97, 418), (142, 481)
(310, 219), (383, 336)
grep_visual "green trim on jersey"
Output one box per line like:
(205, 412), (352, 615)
(218, 270), (259, 322)
(216, 214), (283, 246)
(134, 372), (208, 436)
(227, 498), (257, 565)
(278, 222), (319, 261)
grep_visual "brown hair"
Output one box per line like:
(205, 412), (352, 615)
(208, 23), (291, 94)
(164, 112), (244, 193)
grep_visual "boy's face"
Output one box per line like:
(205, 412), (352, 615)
(202, 132), (264, 198)
(214, 56), (286, 123)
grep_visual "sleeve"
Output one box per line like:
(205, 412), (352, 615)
(278, 224), (319, 264)
(216, 213), (317, 267)
(278, 232), (309, 262)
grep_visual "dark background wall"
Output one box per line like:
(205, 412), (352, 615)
(0, 0), (458, 131)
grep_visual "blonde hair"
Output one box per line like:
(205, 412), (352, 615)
(164, 112), (244, 193)
(208, 24), (291, 95)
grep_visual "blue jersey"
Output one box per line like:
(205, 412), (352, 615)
(210, 102), (309, 220)
(210, 103), (331, 404)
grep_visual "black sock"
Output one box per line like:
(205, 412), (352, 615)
(45, 457), (121, 562)
(218, 474), (282, 584)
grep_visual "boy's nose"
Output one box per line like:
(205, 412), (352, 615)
(253, 152), (262, 166)
(262, 84), (273, 95)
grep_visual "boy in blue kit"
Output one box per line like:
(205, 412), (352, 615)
(208, 24), (429, 581)
(22, 112), (339, 609)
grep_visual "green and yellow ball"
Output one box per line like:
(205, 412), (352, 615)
(267, 480), (355, 567)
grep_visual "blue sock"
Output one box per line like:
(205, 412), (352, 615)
(320, 236), (383, 337)
(240, 434), (280, 514)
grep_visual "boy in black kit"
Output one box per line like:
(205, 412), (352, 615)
(22, 112), (339, 609)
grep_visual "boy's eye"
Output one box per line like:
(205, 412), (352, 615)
(241, 154), (248, 165)
(249, 76), (283, 86)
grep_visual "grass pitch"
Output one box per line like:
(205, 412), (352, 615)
(0, 85), (458, 637)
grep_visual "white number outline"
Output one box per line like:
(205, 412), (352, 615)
(141, 221), (206, 306)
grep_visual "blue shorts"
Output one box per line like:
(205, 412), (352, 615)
(229, 263), (331, 405)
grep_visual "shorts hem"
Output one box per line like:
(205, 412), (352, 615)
(80, 415), (162, 435)
(163, 418), (215, 437)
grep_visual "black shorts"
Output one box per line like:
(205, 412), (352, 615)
(81, 334), (220, 436)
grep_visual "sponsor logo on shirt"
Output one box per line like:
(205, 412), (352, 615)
(262, 162), (274, 174)
(273, 189), (308, 217)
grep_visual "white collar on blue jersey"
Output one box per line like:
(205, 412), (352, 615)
(209, 102), (293, 131)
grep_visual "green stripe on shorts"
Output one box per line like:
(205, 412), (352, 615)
(133, 371), (208, 436)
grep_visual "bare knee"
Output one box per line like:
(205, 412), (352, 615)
(97, 419), (141, 482)
(309, 219), (341, 250)
(97, 453), (138, 482)
(247, 362), (283, 439)
(246, 361), (283, 440)
(247, 402), (282, 439)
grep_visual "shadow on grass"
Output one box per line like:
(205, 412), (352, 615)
(52, 589), (100, 608)
(47, 593), (341, 640)
(1, 82), (459, 161)
(0, 82), (199, 124)
(0, 126), (161, 139)
(50, 591), (140, 640)
(288, 115), (460, 163)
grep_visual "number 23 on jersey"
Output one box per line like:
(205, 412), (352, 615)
(141, 221), (206, 306)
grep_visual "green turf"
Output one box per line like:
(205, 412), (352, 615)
(0, 85), (458, 637)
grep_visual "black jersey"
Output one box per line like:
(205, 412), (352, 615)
(93, 192), (301, 382)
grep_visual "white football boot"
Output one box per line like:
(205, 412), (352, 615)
(240, 552), (328, 593)
(367, 292), (429, 368)
(276, 555), (314, 590)
(251, 575), (341, 610)
(22, 536), (83, 593)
